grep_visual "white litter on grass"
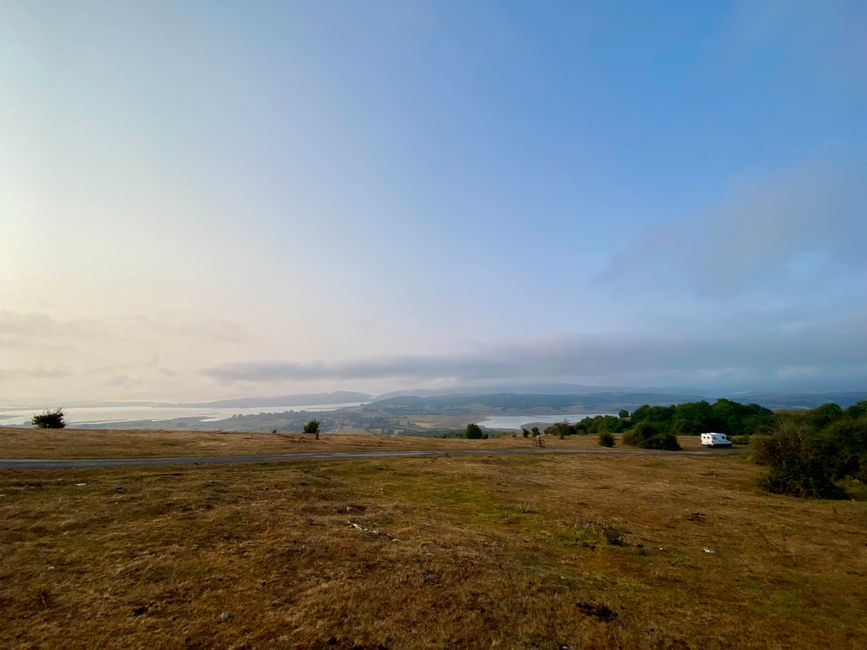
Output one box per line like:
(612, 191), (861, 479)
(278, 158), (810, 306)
(75, 483), (87, 487)
(703, 547), (715, 554)
(346, 520), (398, 541)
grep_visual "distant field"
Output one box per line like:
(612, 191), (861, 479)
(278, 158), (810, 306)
(0, 427), (710, 459)
(1, 435), (865, 648)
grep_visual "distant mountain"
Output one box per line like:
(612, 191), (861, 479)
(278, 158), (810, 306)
(374, 383), (709, 399)
(727, 391), (867, 409)
(177, 391), (371, 408)
(369, 390), (867, 413)
(368, 392), (703, 414)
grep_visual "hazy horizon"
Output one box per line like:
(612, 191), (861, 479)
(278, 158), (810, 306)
(2, 1), (865, 403)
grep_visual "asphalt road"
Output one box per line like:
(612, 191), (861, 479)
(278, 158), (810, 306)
(0, 446), (746, 469)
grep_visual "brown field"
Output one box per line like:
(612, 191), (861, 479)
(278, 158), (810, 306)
(0, 427), (710, 459)
(1, 432), (865, 648)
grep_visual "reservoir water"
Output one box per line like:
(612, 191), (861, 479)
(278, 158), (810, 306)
(0, 402), (364, 426)
(476, 413), (615, 430)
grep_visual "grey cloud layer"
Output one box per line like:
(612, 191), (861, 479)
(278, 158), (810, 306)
(598, 163), (867, 297)
(201, 314), (867, 388)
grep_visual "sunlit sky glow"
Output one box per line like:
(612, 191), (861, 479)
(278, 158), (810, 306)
(1, 1), (866, 403)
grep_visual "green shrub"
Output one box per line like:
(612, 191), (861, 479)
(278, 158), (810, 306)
(753, 421), (846, 499)
(598, 431), (615, 447)
(465, 423), (486, 439)
(622, 421), (681, 450)
(303, 419), (320, 440)
(730, 435), (751, 446)
(32, 408), (65, 429)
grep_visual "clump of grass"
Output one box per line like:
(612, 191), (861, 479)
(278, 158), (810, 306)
(576, 517), (626, 546)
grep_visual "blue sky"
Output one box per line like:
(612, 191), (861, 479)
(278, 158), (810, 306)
(1, 1), (865, 401)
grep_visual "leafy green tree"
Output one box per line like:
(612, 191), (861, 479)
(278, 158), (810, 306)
(805, 403), (844, 430)
(465, 423), (485, 439)
(303, 419), (320, 440)
(32, 408), (65, 429)
(753, 421), (847, 498)
(618, 409), (629, 419)
(622, 421), (680, 450)
(845, 400), (867, 419)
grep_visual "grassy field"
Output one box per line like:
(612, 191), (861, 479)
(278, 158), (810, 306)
(1, 433), (865, 648)
(0, 427), (710, 458)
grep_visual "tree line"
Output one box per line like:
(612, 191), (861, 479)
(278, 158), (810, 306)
(754, 401), (867, 499)
(538, 398), (777, 451)
(534, 397), (866, 499)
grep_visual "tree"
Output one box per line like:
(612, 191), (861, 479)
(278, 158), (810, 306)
(32, 408), (65, 429)
(465, 423), (485, 439)
(753, 421), (847, 499)
(303, 419), (320, 440)
(598, 431), (615, 447)
(618, 409), (629, 419)
(622, 421), (680, 451)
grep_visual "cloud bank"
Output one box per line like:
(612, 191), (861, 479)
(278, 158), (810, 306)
(202, 312), (867, 390)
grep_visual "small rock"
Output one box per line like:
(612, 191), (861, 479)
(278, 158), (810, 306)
(219, 611), (232, 622)
(132, 605), (148, 616)
(47, 565), (55, 571)
(703, 547), (715, 554)
(75, 483), (87, 487)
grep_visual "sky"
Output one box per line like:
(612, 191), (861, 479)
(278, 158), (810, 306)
(1, 0), (866, 404)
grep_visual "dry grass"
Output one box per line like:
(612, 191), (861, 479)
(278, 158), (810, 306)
(1, 447), (865, 649)
(0, 427), (709, 459)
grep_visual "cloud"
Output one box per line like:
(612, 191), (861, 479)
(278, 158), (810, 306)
(0, 366), (73, 380)
(105, 374), (142, 388)
(0, 310), (106, 340)
(128, 314), (252, 343)
(201, 312), (867, 389)
(85, 354), (176, 377)
(598, 162), (867, 298)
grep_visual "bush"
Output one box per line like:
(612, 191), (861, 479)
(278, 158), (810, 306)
(303, 420), (320, 440)
(622, 421), (681, 450)
(730, 435), (751, 446)
(598, 431), (615, 447)
(751, 406), (867, 499)
(465, 423), (487, 439)
(753, 424), (843, 499)
(32, 408), (65, 429)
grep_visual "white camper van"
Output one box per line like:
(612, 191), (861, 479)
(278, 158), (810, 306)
(701, 432), (732, 447)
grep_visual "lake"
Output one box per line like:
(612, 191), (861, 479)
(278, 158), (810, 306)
(476, 413), (615, 430)
(0, 402), (365, 426)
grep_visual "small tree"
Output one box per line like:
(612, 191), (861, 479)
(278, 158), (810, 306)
(622, 421), (680, 450)
(753, 421), (847, 499)
(521, 427), (530, 438)
(303, 419), (320, 440)
(32, 408), (65, 429)
(599, 431), (615, 447)
(618, 409), (629, 419)
(465, 423), (485, 439)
